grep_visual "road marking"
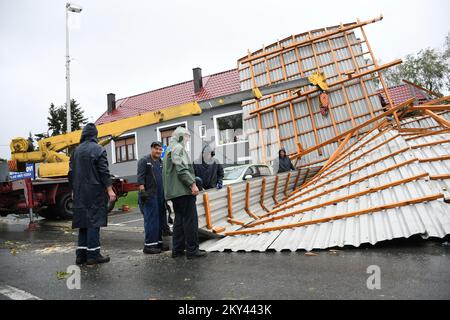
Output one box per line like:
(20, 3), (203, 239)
(0, 285), (42, 300)
(109, 218), (144, 227)
(120, 218), (144, 224)
(104, 226), (144, 233)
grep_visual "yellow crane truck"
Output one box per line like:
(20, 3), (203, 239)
(0, 102), (202, 220)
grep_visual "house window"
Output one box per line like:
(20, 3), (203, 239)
(158, 123), (187, 147)
(199, 125), (207, 138)
(160, 129), (175, 148)
(214, 111), (246, 145)
(114, 136), (136, 163)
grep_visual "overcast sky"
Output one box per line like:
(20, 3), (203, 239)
(1, 0), (449, 159)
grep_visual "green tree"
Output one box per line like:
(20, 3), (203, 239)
(47, 99), (87, 136)
(384, 33), (450, 94)
(444, 33), (450, 60)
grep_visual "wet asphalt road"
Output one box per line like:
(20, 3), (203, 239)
(0, 211), (449, 300)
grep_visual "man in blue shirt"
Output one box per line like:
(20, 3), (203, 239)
(137, 142), (167, 254)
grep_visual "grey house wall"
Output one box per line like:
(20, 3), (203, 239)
(105, 103), (250, 181)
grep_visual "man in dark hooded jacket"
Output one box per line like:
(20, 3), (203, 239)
(273, 148), (295, 174)
(68, 123), (116, 265)
(193, 145), (224, 190)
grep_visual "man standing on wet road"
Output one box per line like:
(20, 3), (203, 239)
(137, 141), (168, 254)
(163, 127), (206, 259)
(69, 123), (116, 266)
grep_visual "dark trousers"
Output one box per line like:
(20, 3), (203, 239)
(77, 227), (101, 259)
(143, 196), (162, 248)
(171, 195), (199, 255)
(139, 194), (170, 234)
(160, 204), (170, 235)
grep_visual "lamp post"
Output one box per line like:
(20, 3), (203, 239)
(65, 3), (82, 133)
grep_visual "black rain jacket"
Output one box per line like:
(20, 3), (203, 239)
(273, 148), (295, 173)
(193, 145), (224, 190)
(68, 123), (112, 229)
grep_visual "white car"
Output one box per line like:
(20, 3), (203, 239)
(222, 164), (273, 186)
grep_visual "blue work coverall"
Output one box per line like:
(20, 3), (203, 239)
(137, 155), (165, 249)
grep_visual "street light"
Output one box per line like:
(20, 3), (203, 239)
(65, 3), (82, 133)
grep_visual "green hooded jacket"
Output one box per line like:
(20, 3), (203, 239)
(163, 126), (196, 200)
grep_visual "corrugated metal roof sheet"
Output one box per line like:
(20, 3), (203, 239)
(400, 110), (450, 130)
(196, 167), (322, 237)
(192, 19), (450, 253)
(199, 123), (450, 252)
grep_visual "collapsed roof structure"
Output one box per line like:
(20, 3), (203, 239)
(195, 16), (450, 252)
(239, 16), (400, 167)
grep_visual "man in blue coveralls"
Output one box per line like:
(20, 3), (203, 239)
(137, 141), (168, 254)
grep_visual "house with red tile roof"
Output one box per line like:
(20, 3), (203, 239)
(378, 83), (433, 107)
(95, 68), (250, 180)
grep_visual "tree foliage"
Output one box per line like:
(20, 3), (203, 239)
(384, 32), (450, 94)
(47, 99), (87, 136)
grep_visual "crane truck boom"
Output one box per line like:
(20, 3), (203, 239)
(9, 101), (202, 178)
(1, 101), (202, 220)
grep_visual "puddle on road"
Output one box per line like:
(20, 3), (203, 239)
(34, 244), (76, 255)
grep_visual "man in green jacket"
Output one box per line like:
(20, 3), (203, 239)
(163, 126), (206, 259)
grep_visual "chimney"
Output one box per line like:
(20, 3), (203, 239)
(193, 67), (203, 93)
(107, 93), (116, 114)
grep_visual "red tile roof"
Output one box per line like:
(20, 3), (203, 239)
(96, 69), (240, 125)
(378, 84), (431, 107)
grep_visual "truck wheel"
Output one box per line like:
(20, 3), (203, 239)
(56, 193), (73, 220)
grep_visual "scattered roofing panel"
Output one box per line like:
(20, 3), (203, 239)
(196, 168), (321, 238)
(200, 130), (450, 252)
(197, 97), (450, 252)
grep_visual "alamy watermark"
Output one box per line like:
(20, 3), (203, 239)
(66, 265), (81, 290)
(171, 120), (283, 168)
(366, 265), (381, 290)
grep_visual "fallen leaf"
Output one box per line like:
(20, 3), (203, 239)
(10, 248), (17, 256)
(305, 252), (317, 256)
(5, 240), (18, 246)
(56, 271), (70, 280)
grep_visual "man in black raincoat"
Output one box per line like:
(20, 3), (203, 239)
(193, 145), (224, 191)
(68, 123), (116, 265)
(273, 148), (295, 174)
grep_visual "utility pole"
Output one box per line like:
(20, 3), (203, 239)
(65, 3), (82, 133)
